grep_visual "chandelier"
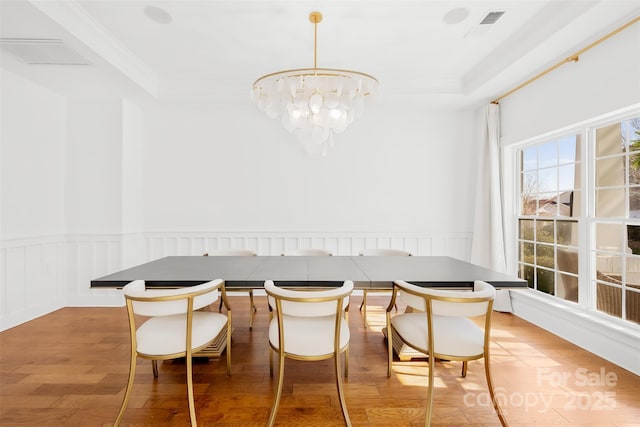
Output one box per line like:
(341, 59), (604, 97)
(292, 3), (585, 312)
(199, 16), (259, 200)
(251, 12), (378, 156)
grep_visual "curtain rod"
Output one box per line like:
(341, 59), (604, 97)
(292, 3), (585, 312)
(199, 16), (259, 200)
(491, 15), (640, 105)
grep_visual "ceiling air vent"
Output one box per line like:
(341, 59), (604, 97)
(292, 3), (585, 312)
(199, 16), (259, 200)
(0, 38), (91, 66)
(480, 11), (505, 25)
(465, 10), (506, 37)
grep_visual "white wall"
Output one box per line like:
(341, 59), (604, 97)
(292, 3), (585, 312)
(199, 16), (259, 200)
(122, 99), (144, 235)
(1, 69), (67, 329)
(1, 70), (66, 239)
(66, 97), (123, 234)
(143, 102), (476, 234)
(499, 24), (640, 374)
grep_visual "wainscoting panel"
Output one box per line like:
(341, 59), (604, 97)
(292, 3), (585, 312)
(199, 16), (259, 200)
(1, 236), (67, 331)
(2, 231), (472, 329)
(142, 231), (472, 259)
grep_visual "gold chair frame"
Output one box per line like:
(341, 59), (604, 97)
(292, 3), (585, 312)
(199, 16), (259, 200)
(115, 280), (232, 427)
(385, 281), (508, 427)
(265, 284), (352, 427)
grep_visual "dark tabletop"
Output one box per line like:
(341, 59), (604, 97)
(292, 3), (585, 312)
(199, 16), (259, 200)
(91, 256), (527, 289)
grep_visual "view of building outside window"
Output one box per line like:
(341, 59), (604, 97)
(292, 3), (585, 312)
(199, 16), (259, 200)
(593, 117), (640, 324)
(518, 135), (581, 303)
(517, 116), (640, 325)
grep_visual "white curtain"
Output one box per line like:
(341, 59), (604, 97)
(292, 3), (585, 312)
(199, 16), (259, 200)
(470, 104), (511, 311)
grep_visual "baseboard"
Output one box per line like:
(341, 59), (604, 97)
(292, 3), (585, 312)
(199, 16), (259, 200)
(0, 301), (65, 331)
(66, 289), (124, 307)
(510, 289), (640, 375)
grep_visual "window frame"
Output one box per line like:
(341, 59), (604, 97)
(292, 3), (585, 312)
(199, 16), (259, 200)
(515, 131), (583, 302)
(505, 104), (640, 326)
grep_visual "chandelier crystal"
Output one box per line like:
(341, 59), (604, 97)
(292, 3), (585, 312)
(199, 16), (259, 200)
(251, 12), (378, 156)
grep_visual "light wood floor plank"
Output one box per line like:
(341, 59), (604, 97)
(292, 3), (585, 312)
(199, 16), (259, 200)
(1, 296), (639, 426)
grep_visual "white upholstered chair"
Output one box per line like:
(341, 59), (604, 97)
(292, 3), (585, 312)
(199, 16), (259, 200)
(204, 249), (258, 328)
(115, 279), (232, 427)
(264, 280), (353, 427)
(359, 248), (411, 327)
(280, 248), (333, 256)
(386, 280), (508, 427)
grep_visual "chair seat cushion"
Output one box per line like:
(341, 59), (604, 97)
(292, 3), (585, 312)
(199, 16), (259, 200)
(269, 315), (350, 357)
(390, 313), (484, 357)
(136, 311), (227, 356)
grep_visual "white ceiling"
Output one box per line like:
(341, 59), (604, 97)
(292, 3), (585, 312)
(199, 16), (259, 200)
(1, 0), (639, 108)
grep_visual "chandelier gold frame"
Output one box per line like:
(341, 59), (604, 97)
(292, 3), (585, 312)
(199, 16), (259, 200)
(251, 11), (379, 155)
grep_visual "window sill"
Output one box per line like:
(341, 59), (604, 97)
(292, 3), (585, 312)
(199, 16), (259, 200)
(509, 289), (640, 375)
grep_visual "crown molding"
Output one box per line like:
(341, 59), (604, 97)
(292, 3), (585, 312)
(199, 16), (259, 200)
(28, 0), (159, 97)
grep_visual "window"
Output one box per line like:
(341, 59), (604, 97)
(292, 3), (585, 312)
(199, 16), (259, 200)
(592, 117), (640, 324)
(518, 135), (581, 302)
(516, 113), (640, 325)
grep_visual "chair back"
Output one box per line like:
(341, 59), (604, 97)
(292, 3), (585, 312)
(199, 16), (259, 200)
(123, 279), (222, 317)
(281, 248), (333, 256)
(359, 248), (412, 256)
(394, 280), (495, 317)
(205, 249), (256, 256)
(264, 280), (353, 317)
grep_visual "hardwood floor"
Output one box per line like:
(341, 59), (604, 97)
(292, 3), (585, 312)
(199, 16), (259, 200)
(1, 294), (639, 426)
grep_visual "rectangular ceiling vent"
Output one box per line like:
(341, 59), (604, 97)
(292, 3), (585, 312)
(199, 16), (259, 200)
(480, 11), (505, 25)
(0, 38), (91, 66)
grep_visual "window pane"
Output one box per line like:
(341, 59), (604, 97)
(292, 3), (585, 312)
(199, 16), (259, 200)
(538, 141), (558, 168)
(538, 168), (558, 192)
(537, 193), (558, 217)
(625, 255), (640, 280)
(558, 164), (576, 191)
(556, 221), (577, 246)
(595, 188), (625, 217)
(621, 117), (640, 152)
(569, 190), (581, 216)
(518, 264), (535, 288)
(519, 219), (534, 241)
(558, 136), (577, 165)
(557, 249), (578, 275)
(537, 268), (554, 295)
(558, 273), (578, 302)
(625, 288), (640, 324)
(596, 256), (623, 290)
(595, 223), (624, 251)
(521, 172), (537, 214)
(630, 187), (640, 218)
(596, 156), (624, 187)
(522, 147), (537, 171)
(596, 283), (622, 318)
(536, 220), (554, 243)
(596, 123), (623, 157)
(558, 191), (574, 216)
(536, 244), (554, 269)
(520, 241), (534, 264)
(629, 153), (640, 184)
(627, 226), (640, 256)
